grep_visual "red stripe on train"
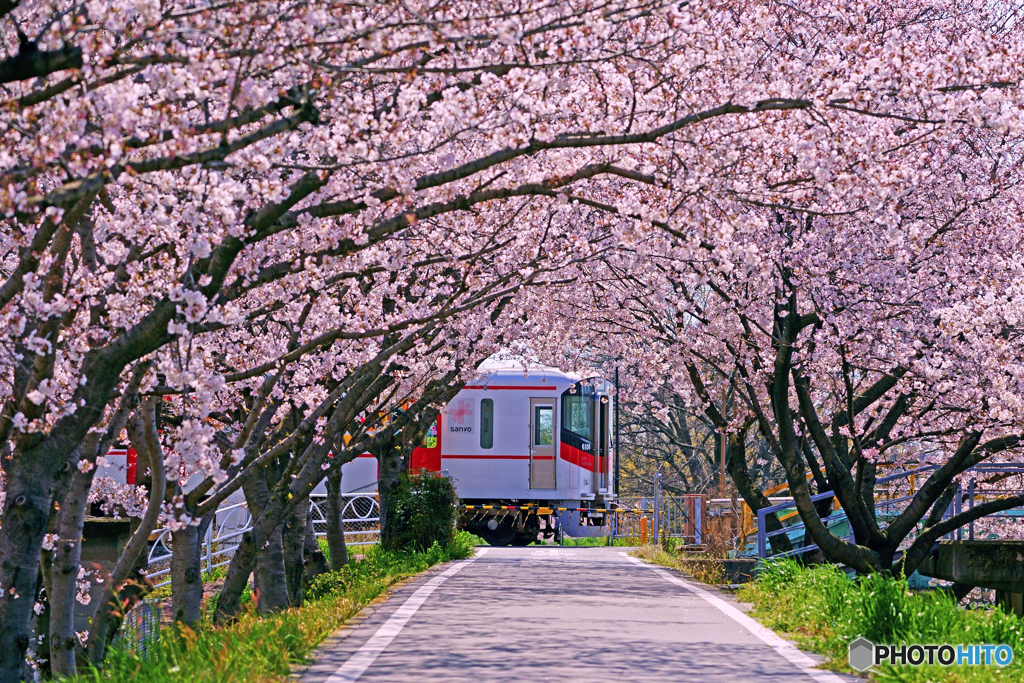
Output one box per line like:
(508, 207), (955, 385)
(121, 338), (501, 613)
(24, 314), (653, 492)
(442, 455), (531, 460)
(559, 442), (599, 472)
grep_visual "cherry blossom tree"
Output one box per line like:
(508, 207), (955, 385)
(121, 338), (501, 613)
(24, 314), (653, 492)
(518, 0), (1024, 573)
(4, 0), (1024, 679)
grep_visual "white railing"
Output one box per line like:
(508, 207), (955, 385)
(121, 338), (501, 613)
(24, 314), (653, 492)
(146, 493), (380, 588)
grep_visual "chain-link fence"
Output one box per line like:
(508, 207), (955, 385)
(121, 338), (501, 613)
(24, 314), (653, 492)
(115, 599), (165, 656)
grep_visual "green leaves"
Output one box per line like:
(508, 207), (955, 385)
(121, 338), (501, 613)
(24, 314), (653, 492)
(386, 470), (460, 553)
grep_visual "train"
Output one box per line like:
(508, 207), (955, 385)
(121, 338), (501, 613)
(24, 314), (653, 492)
(409, 362), (618, 545)
(94, 362), (618, 546)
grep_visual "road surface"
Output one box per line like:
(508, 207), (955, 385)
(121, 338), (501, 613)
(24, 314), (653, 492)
(296, 546), (857, 683)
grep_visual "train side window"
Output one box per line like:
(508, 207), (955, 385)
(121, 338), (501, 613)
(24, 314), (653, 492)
(534, 405), (553, 446)
(480, 399), (494, 449)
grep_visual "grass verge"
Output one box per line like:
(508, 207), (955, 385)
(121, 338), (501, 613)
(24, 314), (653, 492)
(736, 559), (1024, 682)
(632, 545), (729, 584)
(76, 531), (479, 683)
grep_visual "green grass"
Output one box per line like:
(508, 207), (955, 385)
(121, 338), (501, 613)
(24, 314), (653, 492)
(148, 564), (229, 601)
(734, 559), (1024, 682)
(550, 535), (639, 547)
(76, 531), (480, 683)
(632, 545), (729, 584)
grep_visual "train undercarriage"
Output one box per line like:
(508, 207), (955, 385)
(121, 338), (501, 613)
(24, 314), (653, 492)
(459, 500), (611, 546)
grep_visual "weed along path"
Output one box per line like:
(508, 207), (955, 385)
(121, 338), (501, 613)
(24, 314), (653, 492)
(296, 547), (860, 683)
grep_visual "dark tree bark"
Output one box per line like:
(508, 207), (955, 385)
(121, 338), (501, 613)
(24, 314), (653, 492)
(377, 434), (404, 552)
(243, 468), (290, 615)
(0, 442), (68, 679)
(0, 34), (83, 85)
(324, 468), (349, 571)
(253, 527), (290, 614)
(282, 499), (308, 608)
(303, 507), (329, 582)
(31, 563), (50, 681)
(47, 473), (91, 677)
(725, 430), (793, 554)
(169, 523), (203, 627)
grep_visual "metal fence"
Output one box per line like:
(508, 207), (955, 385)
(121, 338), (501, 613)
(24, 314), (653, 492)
(755, 464), (1024, 560)
(613, 475), (705, 546)
(146, 492), (380, 588)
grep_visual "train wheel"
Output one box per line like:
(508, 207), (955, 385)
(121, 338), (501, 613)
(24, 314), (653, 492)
(480, 519), (518, 546)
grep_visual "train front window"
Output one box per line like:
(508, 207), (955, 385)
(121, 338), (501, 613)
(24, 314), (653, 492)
(534, 406), (553, 446)
(561, 392), (591, 441)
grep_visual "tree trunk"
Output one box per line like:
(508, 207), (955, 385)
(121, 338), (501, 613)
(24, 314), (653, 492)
(253, 526), (290, 614)
(211, 533), (257, 623)
(32, 563), (50, 681)
(324, 469), (348, 571)
(47, 472), (92, 678)
(377, 436), (404, 551)
(303, 507), (329, 582)
(0, 453), (59, 683)
(282, 500), (307, 608)
(170, 524), (205, 627)
(242, 464), (290, 614)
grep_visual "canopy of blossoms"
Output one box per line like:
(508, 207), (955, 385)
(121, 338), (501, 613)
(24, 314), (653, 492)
(2, 0), (1024, 679)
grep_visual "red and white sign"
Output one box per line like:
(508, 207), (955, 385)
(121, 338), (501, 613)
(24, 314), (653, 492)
(448, 399), (473, 426)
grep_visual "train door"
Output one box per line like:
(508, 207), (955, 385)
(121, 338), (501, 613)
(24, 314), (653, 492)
(529, 397), (557, 488)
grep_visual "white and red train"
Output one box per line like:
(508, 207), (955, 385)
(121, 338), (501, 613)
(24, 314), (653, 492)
(96, 363), (618, 545)
(409, 363), (618, 545)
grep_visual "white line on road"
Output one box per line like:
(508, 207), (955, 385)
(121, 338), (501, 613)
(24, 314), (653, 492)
(325, 549), (490, 683)
(621, 553), (848, 683)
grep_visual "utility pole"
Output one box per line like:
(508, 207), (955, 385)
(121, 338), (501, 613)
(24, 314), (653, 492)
(653, 471), (661, 545)
(719, 384), (728, 498)
(614, 367), (620, 497)
(719, 429), (727, 498)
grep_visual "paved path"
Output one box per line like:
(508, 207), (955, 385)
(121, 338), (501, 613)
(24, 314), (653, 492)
(297, 547), (858, 683)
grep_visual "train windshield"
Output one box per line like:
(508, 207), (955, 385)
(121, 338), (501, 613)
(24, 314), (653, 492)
(561, 384), (592, 441)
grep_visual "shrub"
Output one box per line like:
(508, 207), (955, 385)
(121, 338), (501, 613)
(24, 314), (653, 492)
(443, 529), (479, 559)
(386, 469), (459, 552)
